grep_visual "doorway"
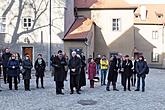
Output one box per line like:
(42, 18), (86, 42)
(22, 47), (33, 62)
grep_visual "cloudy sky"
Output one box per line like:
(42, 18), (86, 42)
(127, 0), (165, 4)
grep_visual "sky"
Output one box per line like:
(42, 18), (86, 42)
(127, 0), (165, 4)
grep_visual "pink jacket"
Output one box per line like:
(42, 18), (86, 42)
(88, 62), (96, 80)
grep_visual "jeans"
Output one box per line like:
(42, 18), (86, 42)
(101, 69), (107, 85)
(137, 76), (145, 91)
(96, 64), (100, 75)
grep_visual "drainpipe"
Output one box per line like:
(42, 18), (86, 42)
(162, 24), (165, 68)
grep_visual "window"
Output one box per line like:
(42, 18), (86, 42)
(23, 17), (32, 28)
(112, 18), (121, 31)
(152, 31), (159, 39)
(151, 52), (159, 62)
(0, 17), (6, 33)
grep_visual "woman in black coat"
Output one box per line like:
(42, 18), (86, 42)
(22, 55), (33, 91)
(106, 56), (119, 91)
(122, 55), (133, 91)
(7, 54), (19, 90)
(34, 54), (46, 89)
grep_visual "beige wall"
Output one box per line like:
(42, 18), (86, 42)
(134, 24), (165, 67)
(91, 9), (135, 58)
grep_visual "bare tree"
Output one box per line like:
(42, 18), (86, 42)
(1, 0), (49, 45)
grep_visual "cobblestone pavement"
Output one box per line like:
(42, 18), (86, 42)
(0, 69), (165, 110)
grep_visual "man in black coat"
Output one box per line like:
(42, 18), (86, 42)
(52, 50), (66, 95)
(135, 56), (148, 92)
(106, 56), (119, 91)
(122, 55), (133, 91)
(2, 48), (12, 84)
(69, 51), (81, 94)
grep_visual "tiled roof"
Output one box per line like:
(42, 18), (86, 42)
(134, 4), (165, 25)
(75, 0), (137, 9)
(64, 17), (93, 41)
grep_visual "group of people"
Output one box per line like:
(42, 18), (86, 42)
(96, 54), (149, 92)
(0, 48), (149, 95)
(0, 48), (46, 91)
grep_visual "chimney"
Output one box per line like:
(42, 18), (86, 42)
(140, 6), (147, 21)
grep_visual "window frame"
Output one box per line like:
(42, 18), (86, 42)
(152, 30), (159, 39)
(0, 17), (6, 33)
(151, 52), (159, 62)
(112, 18), (121, 31)
(22, 17), (32, 29)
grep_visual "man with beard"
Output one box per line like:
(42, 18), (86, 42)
(2, 48), (12, 84)
(69, 51), (81, 94)
(52, 50), (66, 95)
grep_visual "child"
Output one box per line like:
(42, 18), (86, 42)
(88, 59), (96, 88)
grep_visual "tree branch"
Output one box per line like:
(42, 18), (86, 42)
(17, 24), (49, 37)
(2, 0), (15, 17)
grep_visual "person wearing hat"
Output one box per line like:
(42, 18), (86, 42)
(135, 56), (148, 92)
(52, 50), (66, 95)
(122, 55), (133, 91)
(34, 54), (46, 89)
(7, 54), (19, 90)
(22, 54), (33, 91)
(68, 51), (81, 94)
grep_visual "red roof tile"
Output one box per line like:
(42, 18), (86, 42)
(75, 0), (137, 9)
(134, 4), (165, 25)
(64, 17), (93, 41)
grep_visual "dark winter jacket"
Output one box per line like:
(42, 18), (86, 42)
(34, 58), (46, 77)
(136, 60), (147, 77)
(22, 59), (33, 79)
(69, 56), (81, 75)
(52, 56), (66, 81)
(108, 57), (118, 82)
(122, 60), (133, 77)
(7, 59), (19, 77)
(2, 52), (12, 67)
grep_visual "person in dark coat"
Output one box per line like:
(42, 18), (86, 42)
(88, 58), (96, 88)
(106, 56), (119, 91)
(34, 54), (46, 89)
(135, 56), (148, 92)
(95, 54), (101, 81)
(122, 55), (133, 91)
(0, 52), (3, 91)
(2, 48), (12, 84)
(69, 51), (81, 94)
(52, 50), (66, 95)
(64, 56), (69, 81)
(7, 54), (19, 90)
(22, 54), (33, 91)
(131, 57), (137, 87)
(79, 52), (86, 90)
(15, 52), (22, 83)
